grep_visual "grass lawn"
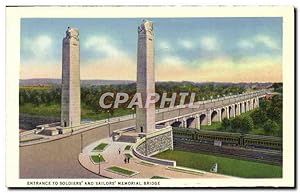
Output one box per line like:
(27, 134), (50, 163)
(106, 166), (136, 176)
(90, 155), (105, 163)
(93, 143), (108, 151)
(201, 122), (221, 131)
(151, 176), (168, 179)
(124, 145), (131, 150)
(154, 150), (282, 178)
(167, 166), (203, 176)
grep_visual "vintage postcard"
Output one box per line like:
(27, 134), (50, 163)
(6, 6), (295, 188)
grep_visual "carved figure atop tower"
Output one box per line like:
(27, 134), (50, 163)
(138, 19), (154, 35)
(66, 27), (79, 41)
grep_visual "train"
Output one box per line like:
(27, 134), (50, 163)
(172, 127), (282, 151)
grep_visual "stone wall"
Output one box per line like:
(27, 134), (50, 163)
(133, 137), (176, 166)
(136, 126), (173, 156)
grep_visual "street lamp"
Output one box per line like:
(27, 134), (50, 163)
(81, 133), (83, 153)
(70, 120), (73, 135)
(98, 153), (101, 175)
(107, 110), (110, 122)
(132, 107), (135, 118)
(107, 110), (111, 136)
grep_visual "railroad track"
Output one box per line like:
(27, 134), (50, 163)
(174, 138), (282, 165)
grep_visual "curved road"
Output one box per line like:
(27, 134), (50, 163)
(20, 90), (267, 178)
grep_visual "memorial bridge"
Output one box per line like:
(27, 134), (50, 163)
(19, 89), (268, 178)
(155, 89), (266, 129)
(21, 89), (268, 141)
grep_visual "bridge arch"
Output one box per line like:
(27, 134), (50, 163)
(248, 100), (251, 110)
(211, 110), (219, 122)
(253, 98), (256, 109)
(171, 121), (182, 127)
(240, 103), (243, 113)
(200, 114), (207, 126)
(186, 117), (196, 128)
(234, 104), (238, 116)
(221, 108), (226, 119)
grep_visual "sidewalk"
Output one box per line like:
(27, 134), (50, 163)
(79, 138), (228, 179)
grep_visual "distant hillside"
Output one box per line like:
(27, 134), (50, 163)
(19, 78), (277, 89)
(19, 79), (135, 86)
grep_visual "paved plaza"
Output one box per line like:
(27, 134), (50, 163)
(79, 138), (230, 179)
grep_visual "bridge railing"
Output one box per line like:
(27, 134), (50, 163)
(59, 90), (267, 131)
(156, 89), (267, 113)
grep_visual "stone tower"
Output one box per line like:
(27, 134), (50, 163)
(61, 27), (81, 127)
(136, 20), (155, 133)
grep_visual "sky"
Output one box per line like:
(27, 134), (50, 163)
(20, 18), (282, 82)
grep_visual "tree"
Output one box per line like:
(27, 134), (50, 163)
(19, 95), (25, 105)
(251, 109), (268, 127)
(272, 83), (283, 93)
(231, 116), (254, 134)
(32, 95), (42, 106)
(263, 119), (279, 135)
(220, 118), (231, 132)
(268, 95), (283, 124)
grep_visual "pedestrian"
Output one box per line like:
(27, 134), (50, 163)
(118, 148), (121, 155)
(124, 158), (127, 164)
(127, 157), (130, 163)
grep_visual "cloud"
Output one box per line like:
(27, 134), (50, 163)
(178, 39), (194, 49)
(23, 35), (54, 62)
(159, 55), (185, 67)
(200, 36), (219, 51)
(158, 41), (170, 50)
(238, 34), (280, 50)
(254, 35), (280, 50)
(84, 35), (126, 58)
(237, 40), (255, 49)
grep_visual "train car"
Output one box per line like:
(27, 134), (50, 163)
(242, 134), (282, 150)
(195, 130), (241, 146)
(172, 127), (282, 151)
(173, 127), (241, 146)
(172, 127), (196, 140)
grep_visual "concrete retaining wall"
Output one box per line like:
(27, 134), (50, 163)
(132, 137), (176, 167)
